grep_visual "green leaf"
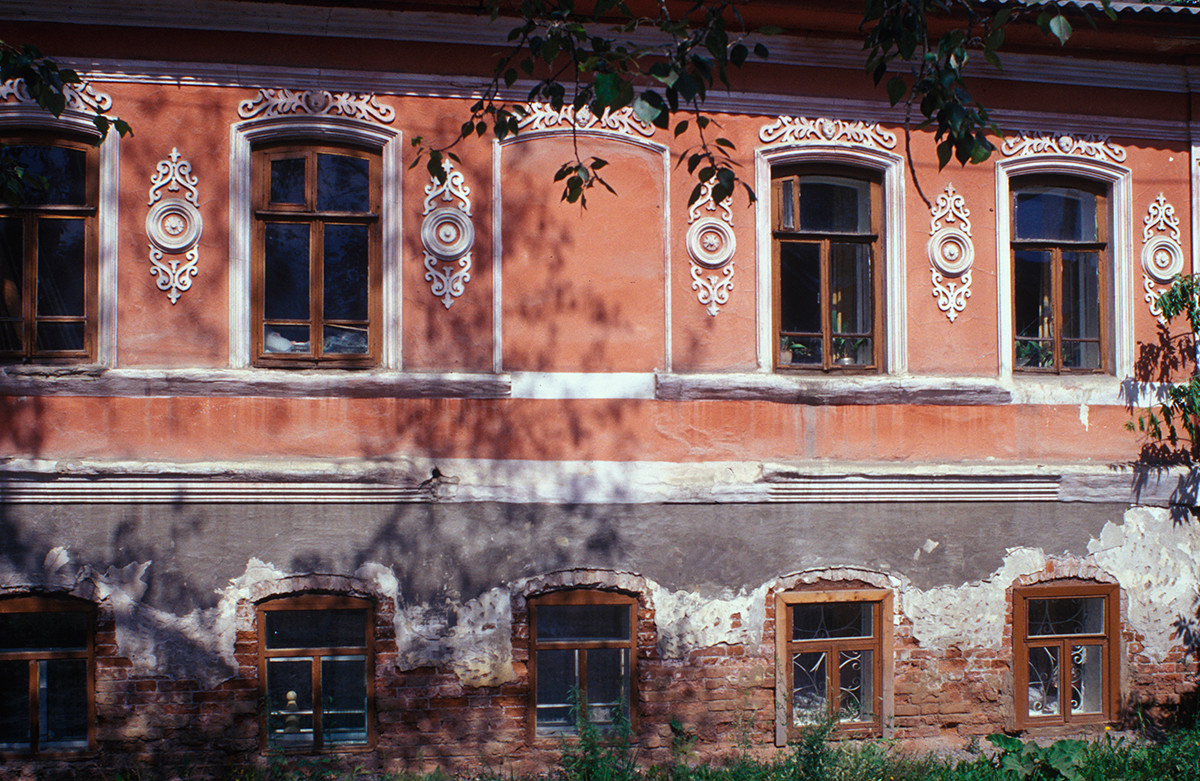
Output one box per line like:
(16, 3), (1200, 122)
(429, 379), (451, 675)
(1048, 14), (1072, 45)
(886, 75), (906, 106)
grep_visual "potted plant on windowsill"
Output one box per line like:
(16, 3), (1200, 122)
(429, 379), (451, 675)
(779, 338), (810, 366)
(832, 337), (869, 366)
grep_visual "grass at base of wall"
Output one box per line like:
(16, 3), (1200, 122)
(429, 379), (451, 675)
(100, 725), (1200, 781)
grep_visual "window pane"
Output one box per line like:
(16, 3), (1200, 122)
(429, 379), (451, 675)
(37, 218), (85, 317)
(585, 648), (628, 725)
(0, 146), (86, 205)
(779, 242), (820, 335)
(267, 658), (313, 748)
(793, 602), (873, 640)
(831, 243), (872, 365)
(537, 604), (630, 642)
(0, 611), (89, 652)
(1061, 251), (1101, 370)
(1014, 187), (1096, 242)
(264, 324), (311, 354)
(323, 325), (368, 355)
(1070, 645), (1103, 714)
(838, 649), (874, 723)
(35, 322), (85, 352)
(797, 178), (868, 233)
(1028, 645), (1060, 717)
(0, 217), (21, 319)
(1028, 597), (1105, 637)
(263, 223), (310, 321)
(322, 656), (368, 746)
(317, 154), (369, 213)
(536, 648), (576, 728)
(779, 179), (795, 231)
(323, 224), (369, 321)
(0, 660), (30, 749)
(792, 651), (826, 725)
(270, 158), (306, 205)
(780, 335), (821, 366)
(265, 609), (367, 650)
(41, 659), (88, 748)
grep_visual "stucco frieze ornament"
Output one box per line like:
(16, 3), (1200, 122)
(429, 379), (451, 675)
(999, 132), (1126, 164)
(927, 183), (974, 322)
(0, 78), (112, 114)
(514, 102), (655, 138)
(421, 160), (474, 309)
(686, 180), (735, 316)
(237, 88), (396, 123)
(758, 116), (897, 150)
(145, 148), (203, 305)
(1140, 193), (1184, 325)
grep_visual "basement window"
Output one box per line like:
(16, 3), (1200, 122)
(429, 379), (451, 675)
(528, 590), (637, 738)
(1014, 583), (1118, 727)
(258, 594), (374, 751)
(0, 596), (95, 754)
(776, 589), (891, 739)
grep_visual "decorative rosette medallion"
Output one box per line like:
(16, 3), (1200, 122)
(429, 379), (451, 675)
(685, 182), (735, 316)
(146, 148), (202, 304)
(927, 183), (974, 322)
(1141, 193), (1183, 325)
(421, 161), (474, 308)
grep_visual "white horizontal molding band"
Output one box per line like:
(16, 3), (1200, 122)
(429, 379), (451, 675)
(14, 1), (1189, 94)
(70, 59), (1191, 144)
(0, 458), (1188, 506)
(510, 372), (656, 399)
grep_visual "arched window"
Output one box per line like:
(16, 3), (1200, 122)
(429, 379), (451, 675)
(0, 134), (99, 363)
(528, 589), (637, 738)
(0, 595), (95, 754)
(257, 594), (374, 750)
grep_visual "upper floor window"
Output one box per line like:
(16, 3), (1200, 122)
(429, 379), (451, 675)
(773, 169), (882, 371)
(0, 137), (98, 363)
(253, 143), (381, 367)
(776, 588), (890, 738)
(528, 590), (636, 737)
(0, 596), (95, 754)
(1011, 179), (1107, 373)
(1013, 583), (1117, 727)
(258, 594), (374, 751)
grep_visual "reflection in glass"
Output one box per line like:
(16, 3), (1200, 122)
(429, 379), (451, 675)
(267, 658), (314, 748)
(323, 224), (369, 321)
(536, 649), (575, 728)
(538, 605), (630, 642)
(37, 218), (86, 318)
(264, 223), (310, 321)
(1027, 597), (1104, 637)
(317, 154), (370, 213)
(41, 659), (87, 747)
(1028, 645), (1060, 717)
(322, 656), (368, 746)
(793, 603), (873, 641)
(797, 178), (868, 233)
(266, 609), (366, 650)
(1015, 187), (1096, 242)
(792, 652), (827, 725)
(0, 146), (86, 205)
(1061, 251), (1101, 369)
(270, 158), (306, 204)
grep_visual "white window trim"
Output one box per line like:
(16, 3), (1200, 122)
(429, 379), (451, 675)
(755, 144), (907, 374)
(994, 155), (1133, 380)
(229, 116), (402, 369)
(0, 108), (119, 366)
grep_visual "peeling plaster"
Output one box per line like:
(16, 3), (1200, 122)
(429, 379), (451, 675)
(648, 582), (770, 658)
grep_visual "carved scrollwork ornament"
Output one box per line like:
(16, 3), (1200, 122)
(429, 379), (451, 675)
(145, 148), (203, 305)
(421, 161), (474, 309)
(685, 180), (734, 315)
(1140, 193), (1183, 324)
(927, 183), (974, 322)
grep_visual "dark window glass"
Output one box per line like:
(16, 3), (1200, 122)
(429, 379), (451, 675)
(270, 158), (306, 204)
(1015, 187), (1096, 242)
(1028, 597), (1105, 637)
(265, 609), (367, 650)
(0, 659), (30, 747)
(263, 223), (310, 321)
(0, 146), (86, 205)
(793, 603), (873, 641)
(322, 224), (369, 321)
(317, 154), (370, 213)
(41, 659), (88, 747)
(537, 604), (630, 642)
(36, 218), (86, 317)
(535, 649), (576, 727)
(266, 657), (314, 749)
(0, 611), (89, 652)
(798, 179), (868, 233)
(322, 656), (368, 746)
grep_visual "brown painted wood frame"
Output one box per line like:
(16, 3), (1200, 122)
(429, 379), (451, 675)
(256, 593), (375, 752)
(0, 595), (96, 757)
(527, 589), (638, 742)
(775, 589), (892, 742)
(771, 166), (883, 372)
(0, 134), (99, 364)
(251, 142), (382, 368)
(1013, 582), (1119, 728)
(1010, 176), (1109, 374)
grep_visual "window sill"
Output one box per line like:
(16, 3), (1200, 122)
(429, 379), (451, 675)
(656, 373), (1012, 405)
(0, 366), (510, 399)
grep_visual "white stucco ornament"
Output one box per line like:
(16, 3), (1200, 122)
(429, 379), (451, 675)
(146, 148), (202, 304)
(421, 161), (474, 308)
(758, 116), (897, 150)
(927, 183), (974, 322)
(1000, 132), (1126, 163)
(1141, 193), (1183, 324)
(685, 180), (735, 316)
(515, 102), (655, 138)
(237, 88), (396, 123)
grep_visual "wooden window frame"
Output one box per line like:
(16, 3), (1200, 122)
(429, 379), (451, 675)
(528, 589), (638, 742)
(251, 142), (382, 368)
(1010, 176), (1109, 375)
(257, 594), (375, 753)
(0, 134), (99, 364)
(1013, 582), (1119, 728)
(0, 595), (96, 757)
(771, 166), (884, 373)
(775, 589), (891, 740)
